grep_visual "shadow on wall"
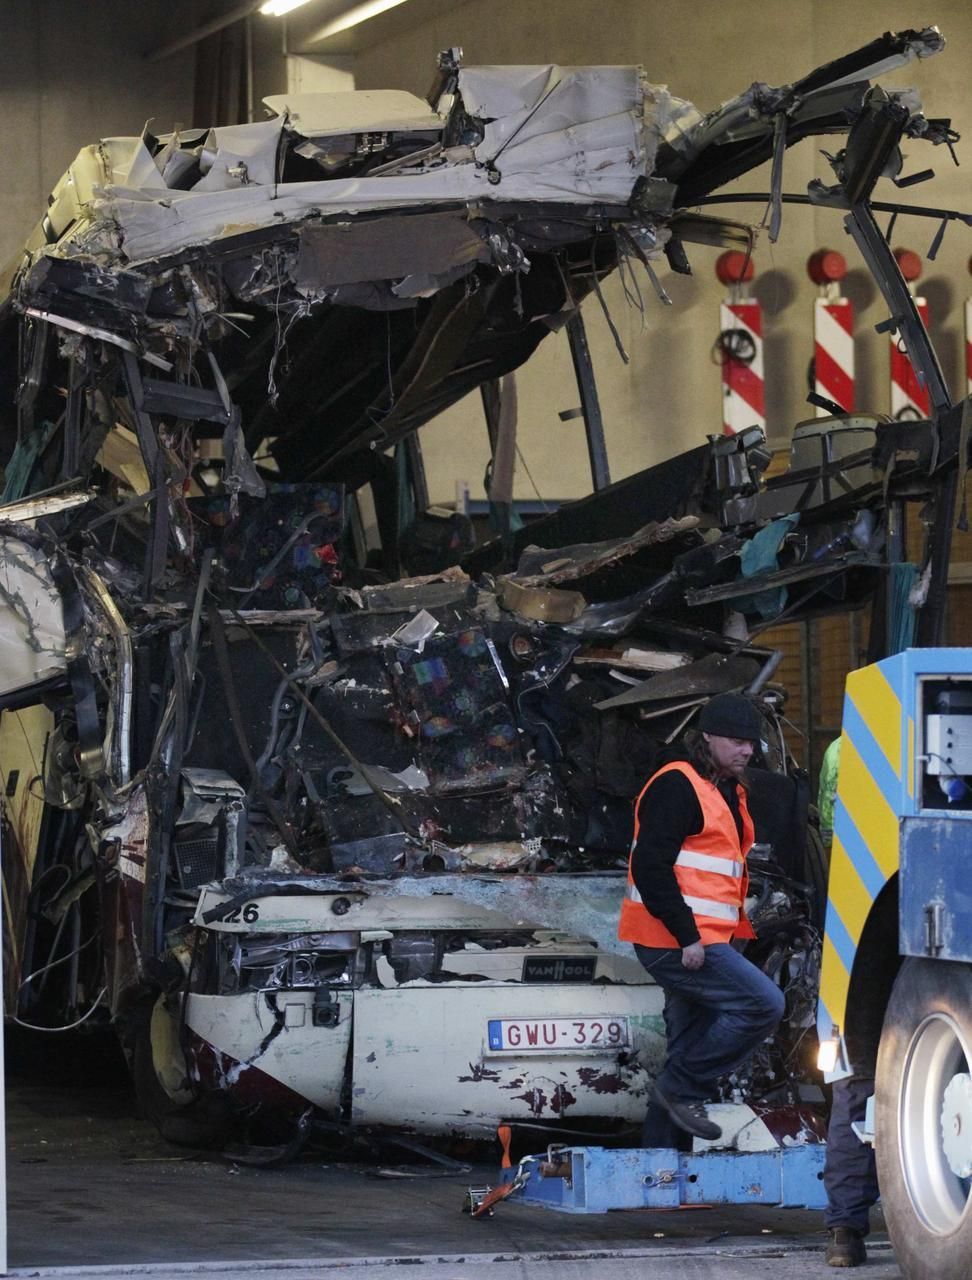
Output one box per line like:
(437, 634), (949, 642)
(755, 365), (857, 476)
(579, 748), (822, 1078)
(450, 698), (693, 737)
(752, 269), (798, 316)
(841, 268), (879, 313)
(845, 261), (882, 413)
(630, 271), (712, 452)
(763, 330), (797, 430)
(924, 276), (961, 396)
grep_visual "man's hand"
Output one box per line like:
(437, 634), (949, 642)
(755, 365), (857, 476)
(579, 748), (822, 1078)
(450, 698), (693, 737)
(681, 941), (705, 970)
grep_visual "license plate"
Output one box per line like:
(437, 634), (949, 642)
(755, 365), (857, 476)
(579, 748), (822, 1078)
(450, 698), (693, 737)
(486, 1016), (630, 1053)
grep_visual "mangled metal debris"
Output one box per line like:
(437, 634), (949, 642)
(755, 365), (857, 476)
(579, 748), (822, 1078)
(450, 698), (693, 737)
(0, 30), (965, 1151)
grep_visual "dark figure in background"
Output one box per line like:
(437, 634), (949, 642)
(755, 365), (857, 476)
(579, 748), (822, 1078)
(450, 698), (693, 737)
(618, 693), (785, 1144)
(824, 1076), (880, 1267)
(818, 736), (880, 1269)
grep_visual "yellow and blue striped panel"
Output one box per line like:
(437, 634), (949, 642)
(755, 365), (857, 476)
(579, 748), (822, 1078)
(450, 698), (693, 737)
(816, 656), (906, 1053)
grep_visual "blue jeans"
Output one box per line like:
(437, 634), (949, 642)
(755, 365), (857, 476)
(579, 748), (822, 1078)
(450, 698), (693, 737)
(634, 942), (785, 1102)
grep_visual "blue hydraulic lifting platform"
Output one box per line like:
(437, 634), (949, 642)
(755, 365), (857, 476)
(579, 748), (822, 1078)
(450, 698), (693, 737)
(469, 1143), (827, 1217)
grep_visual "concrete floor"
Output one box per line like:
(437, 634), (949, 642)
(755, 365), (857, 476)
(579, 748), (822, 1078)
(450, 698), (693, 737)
(3, 1034), (900, 1279)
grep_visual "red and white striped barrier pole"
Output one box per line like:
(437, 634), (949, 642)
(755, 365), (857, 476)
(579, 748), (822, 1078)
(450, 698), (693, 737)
(890, 247), (931, 420)
(716, 251), (764, 436)
(965, 255), (972, 397)
(808, 249), (853, 416)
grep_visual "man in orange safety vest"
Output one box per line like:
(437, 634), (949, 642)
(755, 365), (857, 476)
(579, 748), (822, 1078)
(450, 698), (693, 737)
(618, 692), (785, 1142)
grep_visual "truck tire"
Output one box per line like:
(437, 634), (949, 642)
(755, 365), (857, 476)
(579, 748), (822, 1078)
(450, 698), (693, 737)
(875, 958), (972, 1280)
(132, 995), (231, 1149)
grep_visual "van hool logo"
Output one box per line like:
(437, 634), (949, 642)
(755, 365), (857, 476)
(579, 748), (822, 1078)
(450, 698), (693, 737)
(522, 955), (597, 982)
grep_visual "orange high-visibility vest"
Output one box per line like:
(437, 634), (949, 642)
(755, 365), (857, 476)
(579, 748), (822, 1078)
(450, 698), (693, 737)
(618, 761), (756, 948)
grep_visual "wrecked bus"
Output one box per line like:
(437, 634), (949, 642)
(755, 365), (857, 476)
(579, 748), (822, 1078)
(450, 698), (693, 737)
(0, 29), (959, 1151)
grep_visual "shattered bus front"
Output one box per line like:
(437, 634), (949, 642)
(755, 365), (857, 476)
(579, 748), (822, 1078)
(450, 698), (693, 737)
(0, 28), (957, 1148)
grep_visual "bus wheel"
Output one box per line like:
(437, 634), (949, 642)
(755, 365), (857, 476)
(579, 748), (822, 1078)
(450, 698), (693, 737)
(132, 994), (231, 1149)
(875, 958), (972, 1280)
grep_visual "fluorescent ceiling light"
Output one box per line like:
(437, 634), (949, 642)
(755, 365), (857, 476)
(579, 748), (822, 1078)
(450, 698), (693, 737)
(312, 0), (410, 39)
(260, 0), (315, 16)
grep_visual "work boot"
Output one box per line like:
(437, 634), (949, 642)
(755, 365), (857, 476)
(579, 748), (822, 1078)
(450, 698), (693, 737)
(651, 1084), (722, 1141)
(825, 1227), (867, 1267)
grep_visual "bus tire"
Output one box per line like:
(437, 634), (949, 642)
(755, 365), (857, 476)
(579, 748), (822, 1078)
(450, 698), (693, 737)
(875, 958), (972, 1280)
(132, 994), (231, 1149)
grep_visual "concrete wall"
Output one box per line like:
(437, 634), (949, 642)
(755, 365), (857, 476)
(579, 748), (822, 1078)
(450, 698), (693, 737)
(0, 1), (199, 268)
(345, 0), (972, 505)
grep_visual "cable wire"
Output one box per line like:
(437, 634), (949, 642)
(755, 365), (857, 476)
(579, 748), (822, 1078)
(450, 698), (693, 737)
(18, 930), (99, 991)
(12, 987), (107, 1034)
(514, 443), (550, 513)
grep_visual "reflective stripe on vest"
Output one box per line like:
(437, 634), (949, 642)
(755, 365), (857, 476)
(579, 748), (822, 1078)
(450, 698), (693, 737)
(681, 894), (739, 922)
(675, 848), (744, 879)
(625, 882), (740, 922)
(619, 760), (754, 948)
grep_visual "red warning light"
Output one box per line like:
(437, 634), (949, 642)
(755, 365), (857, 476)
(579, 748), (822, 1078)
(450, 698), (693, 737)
(715, 250), (755, 286)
